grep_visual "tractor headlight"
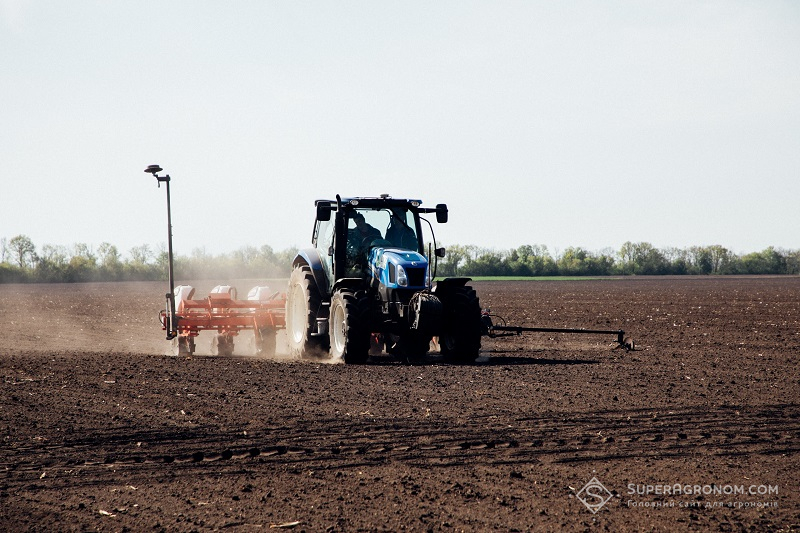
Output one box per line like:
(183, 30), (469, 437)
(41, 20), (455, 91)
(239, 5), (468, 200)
(396, 264), (408, 287)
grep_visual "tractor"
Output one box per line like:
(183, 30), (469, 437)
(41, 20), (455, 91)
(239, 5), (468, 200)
(286, 194), (482, 364)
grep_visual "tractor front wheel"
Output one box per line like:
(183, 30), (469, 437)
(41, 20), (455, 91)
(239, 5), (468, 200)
(397, 333), (431, 363)
(439, 286), (482, 364)
(330, 289), (371, 364)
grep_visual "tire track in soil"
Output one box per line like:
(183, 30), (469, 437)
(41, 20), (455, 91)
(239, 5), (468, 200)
(2, 403), (797, 484)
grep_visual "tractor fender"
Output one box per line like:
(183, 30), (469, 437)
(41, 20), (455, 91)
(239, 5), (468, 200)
(332, 278), (368, 293)
(432, 277), (473, 295)
(292, 249), (330, 298)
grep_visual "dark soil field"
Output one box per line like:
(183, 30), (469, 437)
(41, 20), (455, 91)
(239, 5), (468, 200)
(1, 277), (798, 531)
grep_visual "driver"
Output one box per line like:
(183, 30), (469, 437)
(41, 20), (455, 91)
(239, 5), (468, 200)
(346, 212), (382, 276)
(350, 212), (382, 244)
(385, 208), (417, 250)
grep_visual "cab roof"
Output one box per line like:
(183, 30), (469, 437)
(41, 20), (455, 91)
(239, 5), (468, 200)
(315, 196), (423, 209)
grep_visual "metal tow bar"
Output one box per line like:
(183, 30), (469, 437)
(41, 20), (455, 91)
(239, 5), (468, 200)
(481, 312), (635, 352)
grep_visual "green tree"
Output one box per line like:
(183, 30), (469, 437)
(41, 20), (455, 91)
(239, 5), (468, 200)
(66, 243), (97, 282)
(464, 249), (506, 276)
(129, 244), (152, 265)
(784, 250), (800, 275)
(740, 247), (786, 275)
(126, 244), (159, 280)
(708, 245), (736, 274)
(35, 244), (69, 281)
(438, 244), (467, 277)
(618, 241), (636, 275)
(688, 246), (713, 274)
(273, 247), (297, 277)
(662, 246), (691, 274)
(98, 242), (123, 280)
(505, 247), (531, 276)
(558, 247), (589, 275)
(619, 242), (668, 275)
(523, 245), (557, 276)
(8, 235), (36, 270)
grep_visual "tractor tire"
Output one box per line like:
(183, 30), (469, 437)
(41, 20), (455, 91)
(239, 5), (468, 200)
(439, 285), (482, 364)
(254, 328), (277, 357)
(286, 264), (328, 358)
(397, 333), (431, 363)
(330, 289), (371, 364)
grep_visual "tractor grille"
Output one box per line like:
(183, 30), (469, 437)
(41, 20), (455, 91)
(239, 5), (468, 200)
(406, 267), (426, 287)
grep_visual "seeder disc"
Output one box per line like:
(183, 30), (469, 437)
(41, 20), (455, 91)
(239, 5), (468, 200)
(623, 337), (635, 352)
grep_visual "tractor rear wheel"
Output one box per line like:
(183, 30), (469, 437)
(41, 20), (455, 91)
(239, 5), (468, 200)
(439, 285), (482, 364)
(330, 289), (371, 364)
(286, 264), (329, 358)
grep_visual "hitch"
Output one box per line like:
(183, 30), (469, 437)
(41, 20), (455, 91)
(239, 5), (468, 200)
(481, 311), (635, 352)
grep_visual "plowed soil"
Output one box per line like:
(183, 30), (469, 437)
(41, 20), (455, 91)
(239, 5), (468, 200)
(1, 277), (798, 531)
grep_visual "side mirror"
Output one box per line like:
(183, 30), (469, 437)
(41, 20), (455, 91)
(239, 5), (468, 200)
(435, 204), (448, 223)
(435, 247), (446, 258)
(316, 201), (332, 221)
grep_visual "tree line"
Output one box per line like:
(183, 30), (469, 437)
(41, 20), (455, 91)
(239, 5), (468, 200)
(436, 243), (800, 277)
(0, 235), (297, 283)
(1, 235), (798, 283)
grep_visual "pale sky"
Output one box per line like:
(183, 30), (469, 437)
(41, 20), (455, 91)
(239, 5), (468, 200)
(2, 1), (798, 259)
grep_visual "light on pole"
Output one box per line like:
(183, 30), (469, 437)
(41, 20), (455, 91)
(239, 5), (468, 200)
(144, 164), (178, 340)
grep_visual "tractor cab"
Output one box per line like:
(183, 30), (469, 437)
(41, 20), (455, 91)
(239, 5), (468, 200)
(310, 195), (447, 293)
(342, 205), (421, 278)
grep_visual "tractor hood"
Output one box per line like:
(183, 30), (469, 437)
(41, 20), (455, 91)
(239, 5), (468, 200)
(368, 247), (430, 290)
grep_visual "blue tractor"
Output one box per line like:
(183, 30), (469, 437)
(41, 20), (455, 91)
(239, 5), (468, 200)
(286, 194), (482, 364)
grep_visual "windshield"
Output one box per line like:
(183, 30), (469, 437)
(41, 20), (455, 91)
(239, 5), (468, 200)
(347, 208), (419, 252)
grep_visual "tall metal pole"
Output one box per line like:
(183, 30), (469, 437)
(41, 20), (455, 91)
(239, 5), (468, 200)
(145, 164), (178, 340)
(163, 174), (178, 339)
